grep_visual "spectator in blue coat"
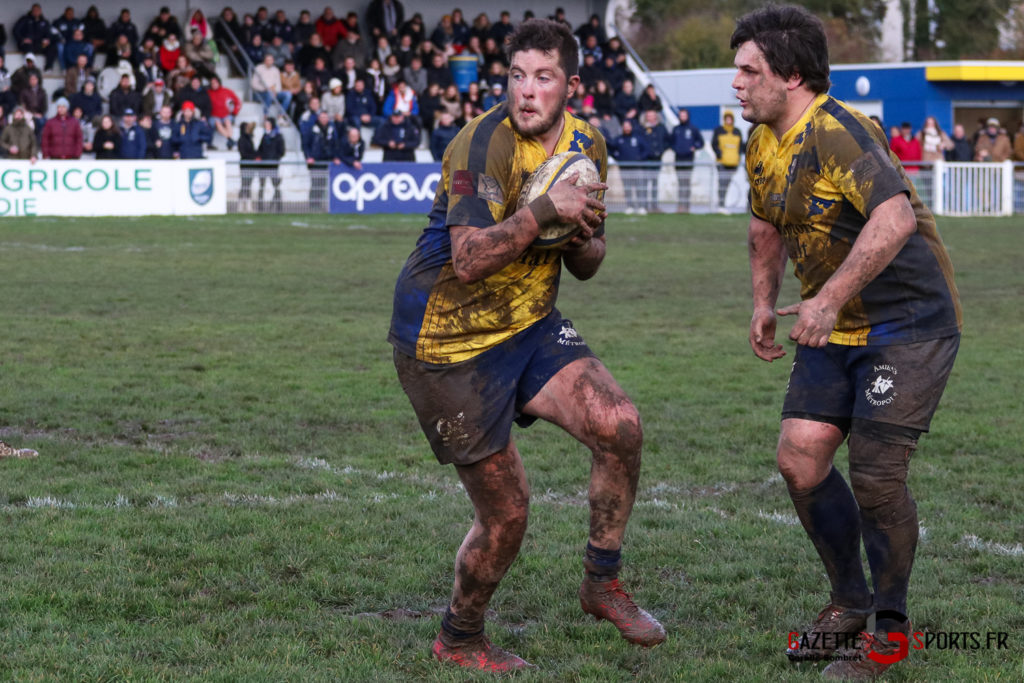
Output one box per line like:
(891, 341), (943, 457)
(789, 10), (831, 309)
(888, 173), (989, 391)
(303, 110), (341, 163)
(119, 108), (147, 159)
(345, 78), (379, 130)
(13, 5), (59, 71)
(430, 111), (458, 161)
(172, 101), (212, 158)
(339, 126), (365, 170)
(640, 109), (669, 161)
(371, 109), (419, 162)
(670, 108), (705, 163)
(70, 79), (103, 123)
(150, 104), (176, 159)
(611, 119), (652, 214)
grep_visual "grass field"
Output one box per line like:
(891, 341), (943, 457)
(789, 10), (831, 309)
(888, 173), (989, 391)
(0, 213), (1020, 681)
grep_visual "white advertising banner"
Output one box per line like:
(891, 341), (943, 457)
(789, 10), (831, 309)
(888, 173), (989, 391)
(0, 159), (226, 217)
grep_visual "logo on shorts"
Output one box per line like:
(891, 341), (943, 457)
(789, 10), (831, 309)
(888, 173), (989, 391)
(557, 322), (585, 347)
(436, 412), (471, 447)
(865, 364), (898, 407)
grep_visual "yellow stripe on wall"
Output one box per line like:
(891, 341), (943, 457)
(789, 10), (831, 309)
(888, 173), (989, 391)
(926, 65), (1024, 81)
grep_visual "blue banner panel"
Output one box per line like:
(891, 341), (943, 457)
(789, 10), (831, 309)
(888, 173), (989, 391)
(329, 162), (442, 214)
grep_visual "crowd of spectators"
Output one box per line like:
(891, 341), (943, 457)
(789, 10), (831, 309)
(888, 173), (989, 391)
(3, 3), (1023, 175)
(887, 115), (1024, 166)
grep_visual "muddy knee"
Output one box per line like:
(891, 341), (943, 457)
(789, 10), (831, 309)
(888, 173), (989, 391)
(848, 420), (919, 528)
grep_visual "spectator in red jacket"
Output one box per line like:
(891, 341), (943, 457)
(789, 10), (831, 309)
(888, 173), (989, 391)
(889, 121), (921, 172)
(207, 75), (242, 150)
(41, 97), (83, 159)
(316, 7), (347, 49)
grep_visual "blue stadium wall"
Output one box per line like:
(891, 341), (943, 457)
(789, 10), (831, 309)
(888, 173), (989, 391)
(655, 62), (1024, 136)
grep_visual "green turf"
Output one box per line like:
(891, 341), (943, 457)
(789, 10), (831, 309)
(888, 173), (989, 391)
(0, 213), (1020, 680)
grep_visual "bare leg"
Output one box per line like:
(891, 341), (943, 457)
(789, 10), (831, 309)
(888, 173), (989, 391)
(523, 357), (642, 550)
(524, 357), (663, 646)
(446, 440), (530, 636)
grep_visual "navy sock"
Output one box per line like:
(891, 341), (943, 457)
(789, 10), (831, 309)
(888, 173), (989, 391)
(584, 542), (622, 582)
(788, 467), (872, 609)
(440, 607), (484, 645)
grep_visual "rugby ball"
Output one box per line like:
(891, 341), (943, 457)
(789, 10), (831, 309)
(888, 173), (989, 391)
(517, 151), (602, 249)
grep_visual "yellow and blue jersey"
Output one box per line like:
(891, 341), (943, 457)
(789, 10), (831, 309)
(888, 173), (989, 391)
(389, 103), (608, 364)
(746, 94), (962, 346)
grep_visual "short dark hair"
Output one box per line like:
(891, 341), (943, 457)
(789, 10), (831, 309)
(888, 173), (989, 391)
(506, 18), (578, 78)
(730, 4), (830, 94)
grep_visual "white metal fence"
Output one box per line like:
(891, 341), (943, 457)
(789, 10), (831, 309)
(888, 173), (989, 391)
(225, 160), (1024, 216)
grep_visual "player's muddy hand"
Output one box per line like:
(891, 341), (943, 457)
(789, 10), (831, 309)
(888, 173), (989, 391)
(547, 171), (607, 230)
(777, 297), (837, 348)
(750, 308), (786, 361)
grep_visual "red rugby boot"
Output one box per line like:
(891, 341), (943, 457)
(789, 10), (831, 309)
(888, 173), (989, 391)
(579, 577), (666, 647)
(431, 635), (534, 673)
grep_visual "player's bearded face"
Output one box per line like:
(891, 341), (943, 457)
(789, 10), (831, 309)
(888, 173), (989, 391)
(508, 49), (573, 139)
(732, 41), (788, 126)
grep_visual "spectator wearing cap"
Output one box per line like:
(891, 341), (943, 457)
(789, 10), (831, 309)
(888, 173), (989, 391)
(144, 6), (182, 44)
(482, 82), (505, 110)
(974, 116), (1012, 162)
(11, 54), (43, 99)
(110, 73), (143, 119)
(322, 78), (347, 125)
(344, 78), (379, 130)
(119, 108), (146, 159)
(371, 109), (419, 162)
(42, 97), (83, 160)
(141, 78), (169, 119)
(252, 53), (291, 116)
(13, 5), (58, 72)
(65, 53), (96, 102)
(172, 101), (211, 159)
(150, 104), (176, 159)
(207, 75), (241, 149)
(71, 79), (102, 123)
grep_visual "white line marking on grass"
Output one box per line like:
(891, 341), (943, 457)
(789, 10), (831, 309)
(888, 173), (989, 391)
(757, 510), (800, 526)
(25, 496), (77, 509)
(957, 534), (1024, 557)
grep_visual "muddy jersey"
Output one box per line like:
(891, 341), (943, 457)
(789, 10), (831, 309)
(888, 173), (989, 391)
(389, 103), (607, 364)
(746, 94), (962, 346)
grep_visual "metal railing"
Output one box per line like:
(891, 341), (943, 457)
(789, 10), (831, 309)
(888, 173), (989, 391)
(220, 159), (1024, 216)
(211, 16), (289, 123)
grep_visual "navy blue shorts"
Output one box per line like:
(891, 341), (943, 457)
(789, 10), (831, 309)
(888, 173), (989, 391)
(394, 310), (596, 465)
(782, 335), (960, 434)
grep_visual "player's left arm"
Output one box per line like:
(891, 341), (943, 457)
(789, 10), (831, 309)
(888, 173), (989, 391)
(562, 135), (608, 280)
(779, 192), (917, 347)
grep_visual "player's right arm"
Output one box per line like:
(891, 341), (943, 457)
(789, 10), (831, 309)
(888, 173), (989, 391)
(450, 178), (606, 285)
(748, 214), (789, 361)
